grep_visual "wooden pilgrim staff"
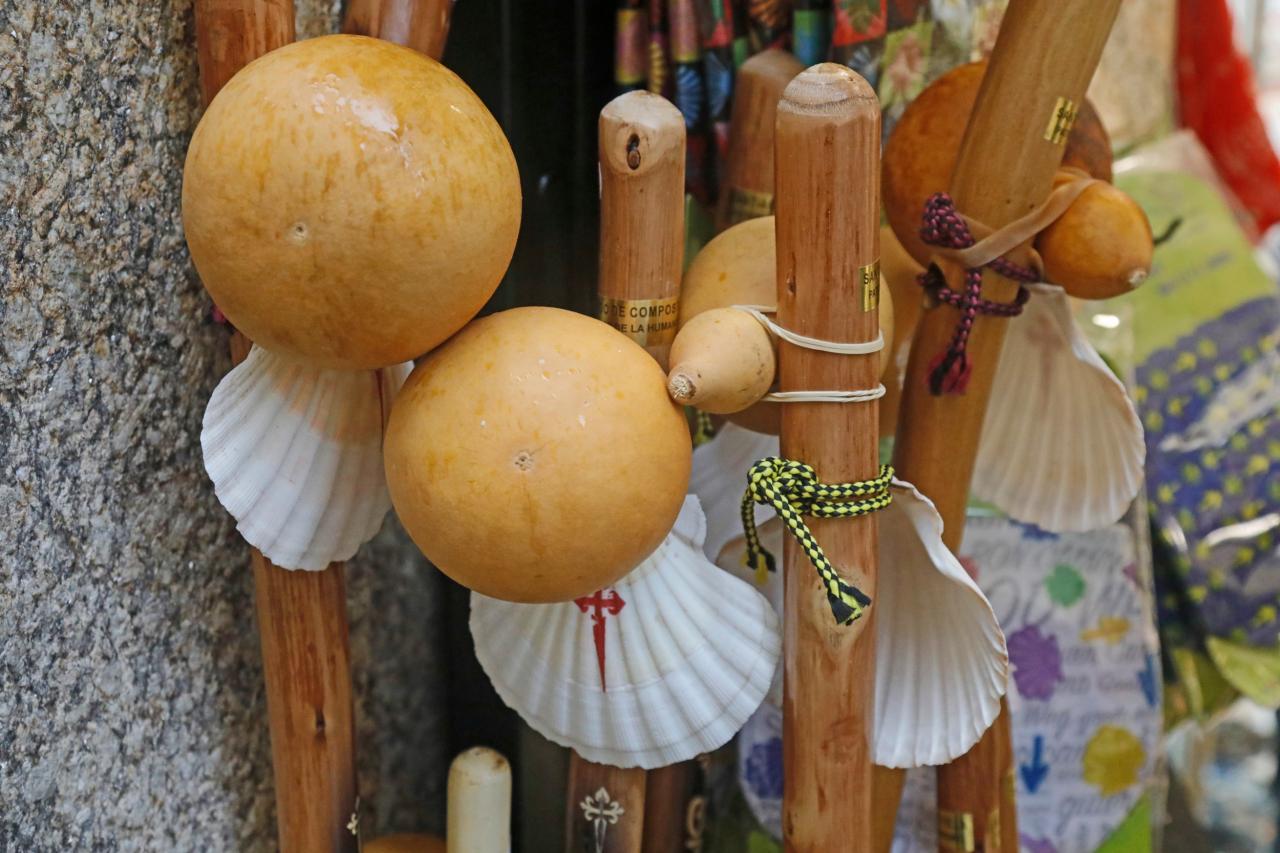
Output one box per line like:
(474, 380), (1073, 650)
(889, 2), (1123, 850)
(771, 63), (883, 852)
(342, 0), (453, 60)
(715, 48), (805, 232)
(194, 2), (456, 849)
(193, 3), (358, 851)
(562, 90), (686, 853)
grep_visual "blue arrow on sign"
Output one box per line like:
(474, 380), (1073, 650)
(1020, 734), (1050, 793)
(1138, 653), (1159, 708)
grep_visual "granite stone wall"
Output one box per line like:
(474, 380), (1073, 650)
(0, 3), (447, 849)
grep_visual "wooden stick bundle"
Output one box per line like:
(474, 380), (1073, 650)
(890, 2), (1123, 849)
(192, 4), (359, 852)
(562, 89), (686, 853)
(774, 63), (881, 852)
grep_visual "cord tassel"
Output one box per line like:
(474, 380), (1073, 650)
(918, 193), (1038, 396)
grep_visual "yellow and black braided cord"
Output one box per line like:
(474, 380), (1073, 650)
(741, 457), (893, 625)
(691, 409), (717, 447)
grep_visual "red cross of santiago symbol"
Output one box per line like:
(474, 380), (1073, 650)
(574, 588), (626, 691)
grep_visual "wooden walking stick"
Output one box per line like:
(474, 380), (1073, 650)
(563, 89), (685, 853)
(596, 91), (686, 369)
(774, 63), (881, 852)
(641, 762), (704, 853)
(715, 48), (804, 232)
(192, 3), (358, 851)
(341, 0), (453, 60)
(889, 2), (1123, 850)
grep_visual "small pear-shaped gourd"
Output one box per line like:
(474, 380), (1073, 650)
(667, 308), (776, 413)
(1035, 173), (1154, 300)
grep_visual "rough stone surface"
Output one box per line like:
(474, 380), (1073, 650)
(0, 3), (446, 849)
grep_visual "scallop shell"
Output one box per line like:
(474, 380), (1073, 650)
(470, 495), (781, 769)
(201, 345), (411, 571)
(718, 481), (1008, 767)
(690, 422), (778, 560)
(974, 283), (1145, 532)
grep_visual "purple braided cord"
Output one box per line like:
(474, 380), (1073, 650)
(917, 192), (1037, 395)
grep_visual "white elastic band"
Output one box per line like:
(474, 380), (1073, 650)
(734, 305), (885, 404)
(733, 305), (884, 355)
(763, 386), (887, 404)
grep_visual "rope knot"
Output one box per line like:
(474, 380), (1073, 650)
(918, 192), (1037, 396)
(740, 456), (893, 625)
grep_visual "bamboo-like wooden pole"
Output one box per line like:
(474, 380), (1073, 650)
(192, 4), (359, 852)
(341, 0), (453, 60)
(890, 2), (1123, 850)
(775, 63), (881, 852)
(715, 48), (804, 232)
(562, 88), (686, 853)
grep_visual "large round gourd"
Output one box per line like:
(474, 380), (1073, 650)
(385, 307), (691, 603)
(183, 35), (521, 369)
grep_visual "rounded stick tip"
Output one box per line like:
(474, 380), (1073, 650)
(448, 746), (510, 785)
(738, 47), (806, 80)
(779, 63), (876, 115)
(600, 91), (685, 174)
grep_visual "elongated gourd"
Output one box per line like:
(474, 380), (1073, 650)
(667, 308), (775, 413)
(1036, 172), (1153, 299)
(675, 217), (895, 433)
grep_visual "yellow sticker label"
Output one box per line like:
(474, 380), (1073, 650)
(726, 186), (774, 225)
(599, 296), (679, 346)
(986, 805), (1001, 852)
(937, 810), (976, 852)
(861, 260), (881, 312)
(1044, 96), (1079, 144)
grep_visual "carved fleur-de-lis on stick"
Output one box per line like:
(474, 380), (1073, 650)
(579, 786), (625, 853)
(346, 796), (360, 838)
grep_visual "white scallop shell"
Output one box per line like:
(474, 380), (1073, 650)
(470, 495), (781, 769)
(201, 345), (412, 571)
(974, 283), (1145, 532)
(717, 481), (1008, 768)
(690, 422), (778, 560)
